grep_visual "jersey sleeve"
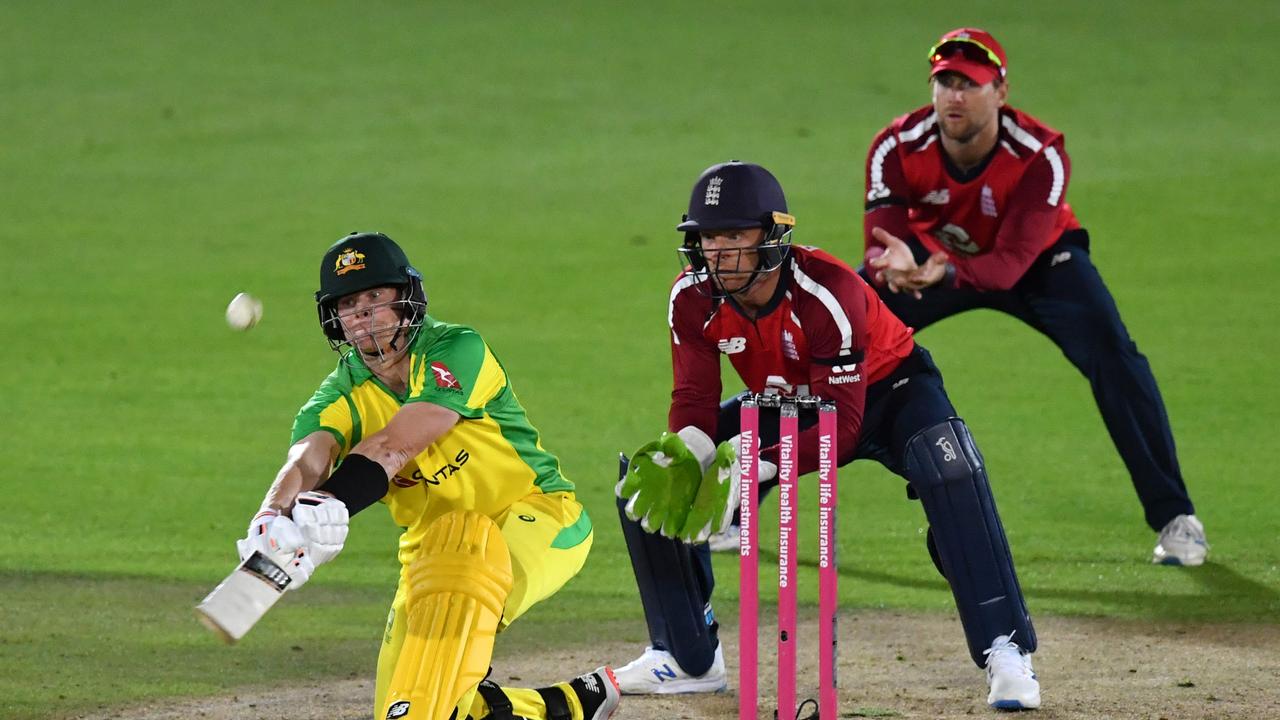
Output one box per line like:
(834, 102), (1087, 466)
(953, 140), (1071, 291)
(291, 371), (356, 451)
(668, 279), (722, 436)
(863, 125), (916, 282)
(405, 327), (504, 419)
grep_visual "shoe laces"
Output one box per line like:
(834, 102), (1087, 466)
(983, 632), (1031, 676)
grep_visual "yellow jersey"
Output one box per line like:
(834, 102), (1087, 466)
(290, 316), (585, 565)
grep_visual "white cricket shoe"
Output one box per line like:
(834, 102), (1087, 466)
(706, 524), (740, 553)
(984, 633), (1040, 710)
(1152, 514), (1208, 566)
(613, 643), (726, 694)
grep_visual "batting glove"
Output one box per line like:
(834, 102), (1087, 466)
(291, 491), (349, 567)
(236, 509), (315, 590)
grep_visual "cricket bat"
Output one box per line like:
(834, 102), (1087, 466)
(195, 551), (293, 643)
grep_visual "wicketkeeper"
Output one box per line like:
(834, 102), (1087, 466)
(612, 162), (1042, 710)
(234, 231), (619, 720)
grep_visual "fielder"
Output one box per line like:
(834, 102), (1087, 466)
(613, 162), (1042, 710)
(236, 231), (620, 720)
(861, 28), (1206, 565)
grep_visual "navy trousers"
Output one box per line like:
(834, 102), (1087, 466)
(863, 230), (1193, 531)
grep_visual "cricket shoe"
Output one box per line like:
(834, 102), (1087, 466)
(706, 523), (741, 553)
(613, 643), (726, 694)
(983, 632), (1040, 710)
(1152, 514), (1208, 566)
(566, 666), (621, 720)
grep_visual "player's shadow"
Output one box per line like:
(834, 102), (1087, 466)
(756, 550), (1280, 623)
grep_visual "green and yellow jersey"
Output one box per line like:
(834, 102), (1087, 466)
(291, 316), (579, 565)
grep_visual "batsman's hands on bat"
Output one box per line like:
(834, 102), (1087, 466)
(290, 491), (349, 566)
(236, 509), (315, 590)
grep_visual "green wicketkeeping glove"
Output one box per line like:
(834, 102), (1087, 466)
(618, 432), (703, 537)
(677, 439), (738, 544)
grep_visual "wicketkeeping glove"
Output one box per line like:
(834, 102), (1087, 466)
(681, 438), (750, 544)
(291, 491), (349, 567)
(617, 431), (703, 537)
(236, 509), (315, 590)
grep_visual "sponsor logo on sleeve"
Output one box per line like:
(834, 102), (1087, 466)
(386, 701), (411, 719)
(430, 361), (462, 390)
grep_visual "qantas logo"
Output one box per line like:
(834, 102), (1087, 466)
(430, 361), (461, 389)
(718, 337), (747, 354)
(920, 189), (950, 205)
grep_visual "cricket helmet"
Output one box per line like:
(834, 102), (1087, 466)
(315, 231), (428, 350)
(676, 161), (796, 296)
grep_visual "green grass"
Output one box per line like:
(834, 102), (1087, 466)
(3, 1), (1278, 718)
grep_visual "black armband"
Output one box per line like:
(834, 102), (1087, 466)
(317, 454), (389, 516)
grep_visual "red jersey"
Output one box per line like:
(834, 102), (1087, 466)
(667, 245), (915, 472)
(864, 105), (1081, 292)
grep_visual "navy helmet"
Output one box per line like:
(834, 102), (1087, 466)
(676, 161), (796, 296)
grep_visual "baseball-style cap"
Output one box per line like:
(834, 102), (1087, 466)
(928, 28), (1007, 85)
(676, 161), (794, 233)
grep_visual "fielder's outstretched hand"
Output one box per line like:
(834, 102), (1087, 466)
(236, 509), (315, 590)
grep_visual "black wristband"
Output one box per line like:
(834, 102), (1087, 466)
(317, 454), (389, 516)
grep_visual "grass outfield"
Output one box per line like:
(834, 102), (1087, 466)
(3, 1), (1278, 717)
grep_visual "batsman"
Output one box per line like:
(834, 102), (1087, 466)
(612, 162), (1042, 710)
(233, 231), (619, 720)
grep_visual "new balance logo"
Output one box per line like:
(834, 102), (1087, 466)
(652, 664), (678, 681)
(717, 337), (746, 354)
(581, 675), (601, 693)
(921, 189), (950, 205)
(705, 176), (723, 206)
(892, 377), (910, 390)
(1050, 251), (1071, 267)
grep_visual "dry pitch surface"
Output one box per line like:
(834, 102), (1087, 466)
(77, 611), (1279, 720)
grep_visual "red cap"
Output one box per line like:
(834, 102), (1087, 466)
(928, 28), (1007, 85)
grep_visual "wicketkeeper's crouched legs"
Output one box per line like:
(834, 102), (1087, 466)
(904, 419), (1036, 667)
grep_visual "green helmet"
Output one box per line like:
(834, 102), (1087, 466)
(315, 231), (428, 351)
